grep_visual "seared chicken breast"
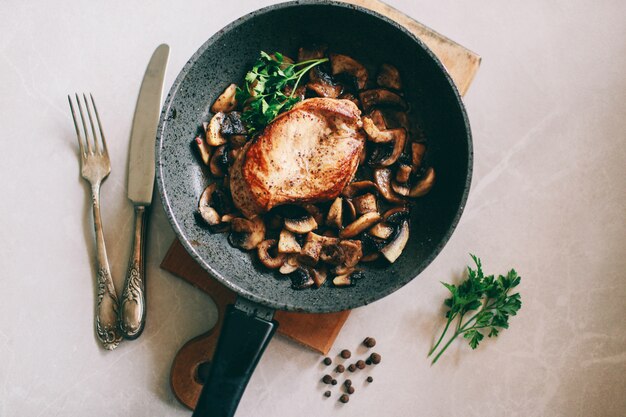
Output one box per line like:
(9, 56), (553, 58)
(230, 98), (365, 218)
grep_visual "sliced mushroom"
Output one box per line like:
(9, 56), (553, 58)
(220, 111), (247, 136)
(299, 239), (322, 266)
(221, 213), (239, 223)
(408, 167), (435, 197)
(297, 44), (328, 62)
(198, 184), (220, 226)
(396, 164), (412, 183)
(210, 145), (228, 178)
(361, 252), (380, 262)
(278, 229), (302, 253)
(257, 239), (286, 269)
(359, 89), (407, 113)
(320, 243), (345, 265)
(360, 233), (387, 255)
(377, 64), (402, 90)
(381, 220), (409, 263)
(339, 92), (360, 108)
(383, 207), (410, 224)
(307, 66), (342, 98)
(374, 168), (406, 204)
(303, 204), (324, 226)
(329, 53), (368, 90)
(210, 186), (233, 214)
(340, 212), (382, 238)
(289, 268), (314, 290)
(284, 214), (318, 234)
(381, 109), (410, 130)
(353, 193), (377, 215)
(279, 254), (300, 274)
(368, 109), (387, 129)
(411, 142), (426, 170)
(369, 222), (394, 240)
(332, 273), (353, 287)
(194, 136), (212, 165)
(204, 112), (228, 146)
(368, 128), (406, 167)
(391, 181), (411, 197)
(211, 84), (238, 113)
(339, 240), (363, 268)
(362, 117), (404, 144)
(228, 216), (265, 250)
(283, 84), (306, 101)
(326, 197), (343, 229)
(343, 199), (357, 223)
(311, 266), (328, 288)
(342, 181), (378, 198)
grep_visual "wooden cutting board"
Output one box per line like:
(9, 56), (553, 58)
(161, 1), (480, 409)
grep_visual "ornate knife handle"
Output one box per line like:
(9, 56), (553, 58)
(120, 205), (148, 339)
(92, 184), (122, 350)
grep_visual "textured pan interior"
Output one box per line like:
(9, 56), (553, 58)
(156, 1), (472, 313)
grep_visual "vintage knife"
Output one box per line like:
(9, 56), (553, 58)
(119, 44), (169, 339)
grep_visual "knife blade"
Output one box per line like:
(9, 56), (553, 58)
(119, 43), (169, 339)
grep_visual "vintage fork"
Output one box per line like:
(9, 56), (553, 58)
(68, 93), (122, 350)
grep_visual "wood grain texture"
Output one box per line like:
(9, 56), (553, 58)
(162, 0), (480, 409)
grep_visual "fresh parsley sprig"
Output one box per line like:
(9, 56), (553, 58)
(235, 51), (328, 134)
(428, 255), (522, 365)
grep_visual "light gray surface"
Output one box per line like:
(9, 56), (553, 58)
(0, 0), (624, 416)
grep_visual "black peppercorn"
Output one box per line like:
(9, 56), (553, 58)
(323, 357), (332, 366)
(367, 376), (373, 383)
(348, 364), (356, 372)
(331, 379), (338, 385)
(347, 386), (355, 394)
(322, 374), (333, 384)
(370, 352), (381, 364)
(356, 360), (366, 369)
(339, 394), (350, 403)
(324, 390), (331, 397)
(363, 337), (377, 348)
(344, 379), (352, 388)
(366, 359), (372, 365)
(335, 364), (345, 373)
(340, 349), (351, 359)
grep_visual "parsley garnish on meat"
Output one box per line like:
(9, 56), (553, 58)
(428, 255), (522, 364)
(235, 51), (328, 134)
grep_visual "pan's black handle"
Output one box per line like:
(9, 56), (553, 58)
(192, 299), (277, 417)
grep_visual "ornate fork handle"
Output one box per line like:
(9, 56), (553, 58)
(91, 183), (122, 350)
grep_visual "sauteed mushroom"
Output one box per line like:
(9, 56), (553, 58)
(359, 89), (407, 112)
(279, 254), (300, 274)
(368, 222), (394, 240)
(297, 44), (327, 62)
(408, 167), (436, 197)
(362, 117), (404, 144)
(353, 193), (377, 215)
(205, 113), (228, 146)
(210, 145), (228, 178)
(368, 109), (387, 129)
(326, 197), (343, 229)
(396, 164), (412, 183)
(374, 168), (406, 204)
(342, 181), (378, 198)
(211, 83), (238, 113)
(411, 142), (426, 170)
(284, 214), (318, 234)
(368, 128), (406, 166)
(198, 184), (221, 226)
(257, 239), (286, 269)
(228, 216), (265, 250)
(307, 66), (342, 98)
(311, 266), (328, 287)
(278, 229), (302, 253)
(289, 268), (314, 290)
(329, 53), (368, 90)
(340, 212), (382, 238)
(194, 136), (212, 165)
(376, 64), (402, 90)
(381, 220), (409, 263)
(220, 111), (247, 136)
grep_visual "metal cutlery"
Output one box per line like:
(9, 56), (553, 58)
(68, 93), (122, 350)
(119, 44), (170, 339)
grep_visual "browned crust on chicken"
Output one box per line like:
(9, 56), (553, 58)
(230, 98), (364, 218)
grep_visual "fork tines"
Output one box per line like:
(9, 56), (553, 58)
(68, 93), (109, 158)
